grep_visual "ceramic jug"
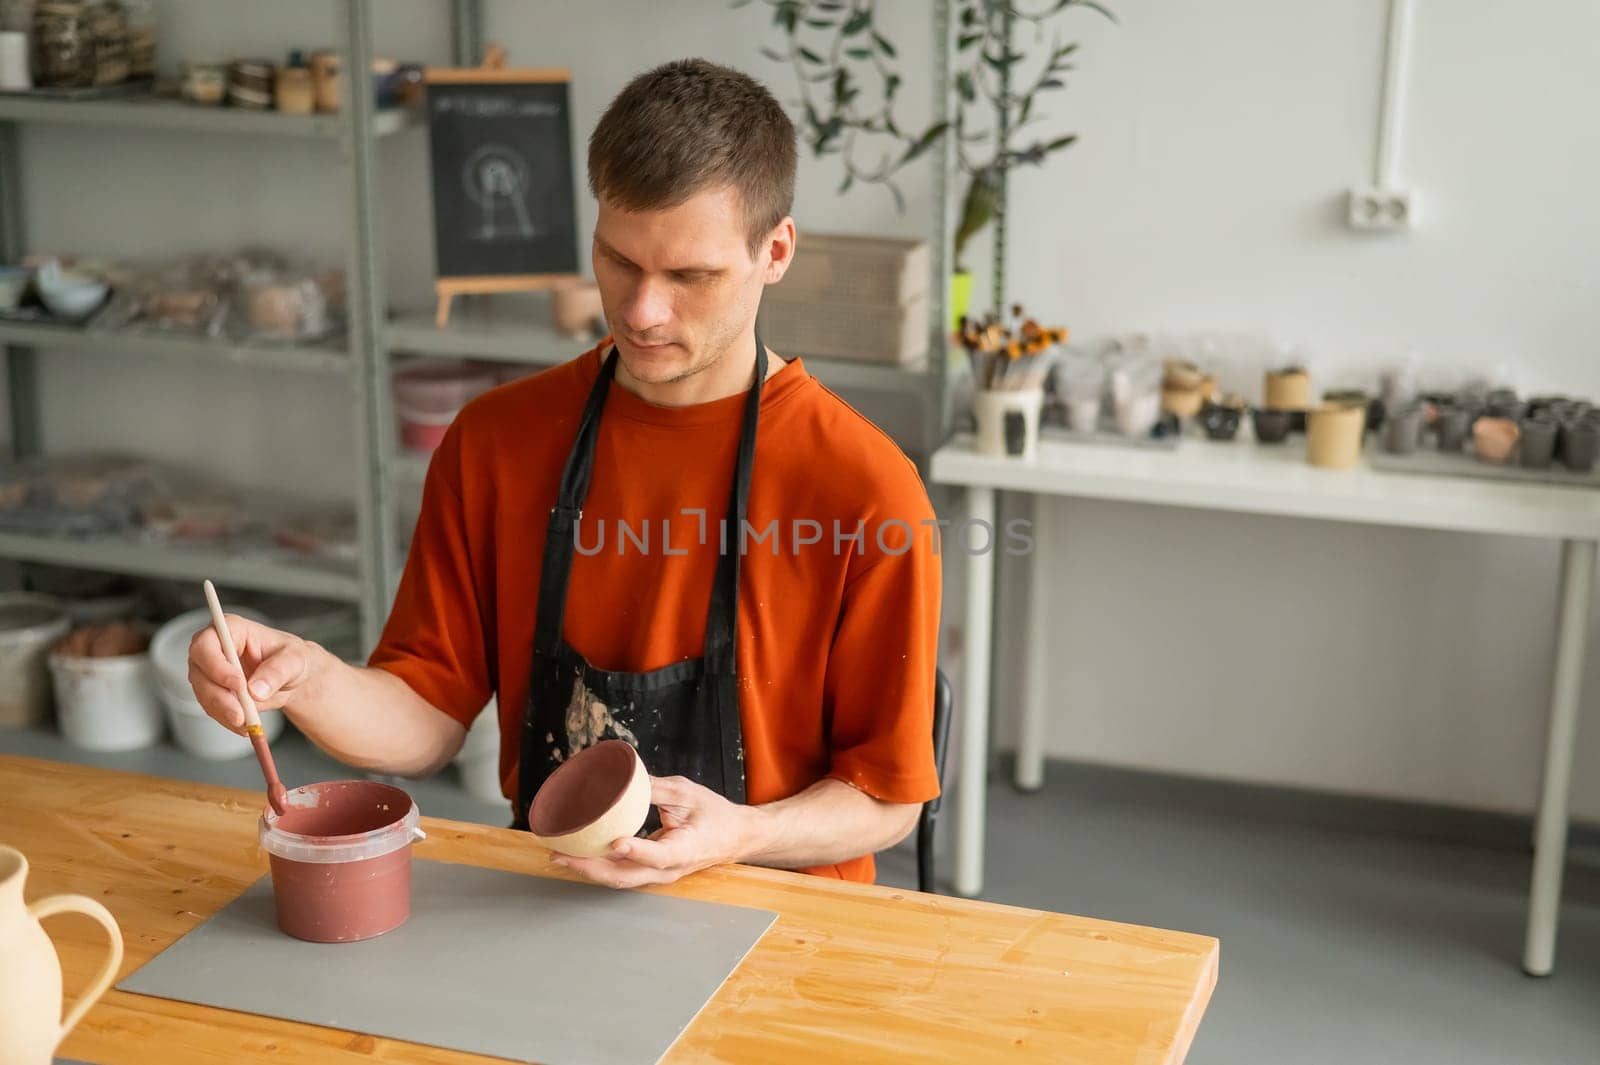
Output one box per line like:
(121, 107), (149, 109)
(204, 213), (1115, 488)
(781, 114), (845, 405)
(0, 844), (123, 1065)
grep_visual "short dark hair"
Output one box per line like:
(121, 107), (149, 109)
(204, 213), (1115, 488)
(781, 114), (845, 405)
(588, 59), (797, 256)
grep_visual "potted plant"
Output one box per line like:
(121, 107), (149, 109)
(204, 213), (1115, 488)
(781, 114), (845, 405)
(740, 0), (1115, 329)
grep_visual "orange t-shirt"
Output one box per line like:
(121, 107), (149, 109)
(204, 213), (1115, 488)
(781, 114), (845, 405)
(369, 341), (942, 882)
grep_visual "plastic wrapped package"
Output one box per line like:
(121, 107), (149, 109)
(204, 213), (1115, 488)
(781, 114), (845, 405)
(0, 454), (157, 536)
(236, 266), (342, 342)
(270, 502), (357, 561)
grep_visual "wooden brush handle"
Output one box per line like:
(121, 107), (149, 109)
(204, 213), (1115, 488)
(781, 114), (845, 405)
(202, 580), (263, 732)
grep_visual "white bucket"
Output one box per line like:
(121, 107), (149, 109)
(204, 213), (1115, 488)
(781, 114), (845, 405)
(48, 649), (164, 751)
(454, 699), (502, 801)
(150, 605), (282, 760)
(0, 593), (71, 728)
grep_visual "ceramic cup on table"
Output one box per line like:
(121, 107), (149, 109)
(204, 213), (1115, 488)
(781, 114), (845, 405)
(1381, 404), (1425, 455)
(1113, 390), (1160, 439)
(974, 388), (1045, 460)
(1434, 405), (1474, 453)
(1251, 407), (1293, 444)
(1065, 395), (1101, 433)
(1518, 416), (1559, 469)
(1472, 417), (1520, 465)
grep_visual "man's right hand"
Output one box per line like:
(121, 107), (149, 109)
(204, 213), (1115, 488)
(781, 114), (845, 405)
(187, 615), (316, 734)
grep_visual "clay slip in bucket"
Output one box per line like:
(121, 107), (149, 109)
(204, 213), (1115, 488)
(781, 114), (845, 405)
(259, 780), (425, 943)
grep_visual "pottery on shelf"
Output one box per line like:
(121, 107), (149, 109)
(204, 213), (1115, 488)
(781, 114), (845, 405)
(34, 260), (107, 322)
(1434, 405), (1474, 452)
(1198, 398), (1244, 441)
(1472, 417), (1520, 465)
(1251, 407), (1293, 444)
(1518, 416), (1559, 469)
(1306, 402), (1365, 469)
(1559, 417), (1599, 473)
(1381, 404), (1425, 455)
(527, 739), (651, 859)
(1264, 366), (1311, 413)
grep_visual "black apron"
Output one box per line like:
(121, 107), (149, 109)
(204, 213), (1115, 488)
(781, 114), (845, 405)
(513, 336), (767, 829)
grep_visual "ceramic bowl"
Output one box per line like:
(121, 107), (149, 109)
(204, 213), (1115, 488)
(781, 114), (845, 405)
(35, 262), (107, 321)
(1198, 400), (1243, 441)
(1251, 407), (1293, 444)
(1472, 417), (1520, 465)
(527, 739), (650, 858)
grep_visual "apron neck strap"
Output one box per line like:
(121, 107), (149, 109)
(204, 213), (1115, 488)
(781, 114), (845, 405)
(704, 335), (767, 675)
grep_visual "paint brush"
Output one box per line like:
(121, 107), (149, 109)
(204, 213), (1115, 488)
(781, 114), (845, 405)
(203, 579), (288, 816)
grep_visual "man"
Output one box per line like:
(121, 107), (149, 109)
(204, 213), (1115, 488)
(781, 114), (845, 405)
(187, 59), (940, 888)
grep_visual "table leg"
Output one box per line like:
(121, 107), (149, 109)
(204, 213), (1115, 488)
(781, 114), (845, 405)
(1523, 537), (1595, 977)
(1015, 495), (1051, 792)
(956, 485), (997, 898)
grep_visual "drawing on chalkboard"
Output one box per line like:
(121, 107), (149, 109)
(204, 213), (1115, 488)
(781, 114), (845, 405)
(463, 143), (536, 241)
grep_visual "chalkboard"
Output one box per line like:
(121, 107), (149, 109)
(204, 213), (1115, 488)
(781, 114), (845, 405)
(425, 73), (579, 282)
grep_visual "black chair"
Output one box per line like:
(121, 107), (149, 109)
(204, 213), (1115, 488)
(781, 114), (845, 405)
(917, 668), (954, 894)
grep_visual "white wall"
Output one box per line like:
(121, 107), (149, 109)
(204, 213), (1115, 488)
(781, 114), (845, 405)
(9, 1), (1599, 818)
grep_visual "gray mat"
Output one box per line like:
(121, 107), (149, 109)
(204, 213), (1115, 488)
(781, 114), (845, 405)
(118, 859), (777, 1065)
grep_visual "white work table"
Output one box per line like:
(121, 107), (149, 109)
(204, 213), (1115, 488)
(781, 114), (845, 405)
(931, 432), (1600, 976)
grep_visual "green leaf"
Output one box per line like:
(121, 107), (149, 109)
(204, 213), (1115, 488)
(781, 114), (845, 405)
(839, 172), (854, 194)
(1018, 95), (1033, 126)
(1055, 43), (1080, 60)
(1044, 134), (1078, 151)
(1040, 77), (1064, 89)
(760, 47), (786, 63)
(805, 18), (834, 29)
(899, 121), (950, 165)
(730, 0), (753, 7)
(799, 46), (825, 64)
(843, 10), (871, 34)
(956, 72), (976, 102)
(1074, 0), (1118, 23)
(958, 32), (983, 50)
(775, 2), (798, 32)
(885, 72), (902, 99)
(888, 181), (906, 214)
(846, 47), (873, 60)
(873, 31), (897, 58)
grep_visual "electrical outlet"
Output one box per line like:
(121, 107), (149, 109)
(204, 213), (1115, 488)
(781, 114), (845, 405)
(1346, 186), (1414, 230)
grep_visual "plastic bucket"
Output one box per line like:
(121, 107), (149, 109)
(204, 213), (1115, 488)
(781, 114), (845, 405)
(48, 643), (164, 752)
(151, 606), (282, 759)
(393, 361), (496, 454)
(259, 780), (425, 943)
(395, 406), (456, 453)
(0, 594), (71, 728)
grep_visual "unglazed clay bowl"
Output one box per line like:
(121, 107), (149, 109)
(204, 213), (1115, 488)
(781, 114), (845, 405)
(528, 739), (650, 858)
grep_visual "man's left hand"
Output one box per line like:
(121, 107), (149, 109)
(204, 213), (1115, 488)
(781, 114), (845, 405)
(549, 774), (759, 889)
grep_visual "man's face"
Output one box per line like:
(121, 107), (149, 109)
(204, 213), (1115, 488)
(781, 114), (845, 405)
(592, 185), (778, 387)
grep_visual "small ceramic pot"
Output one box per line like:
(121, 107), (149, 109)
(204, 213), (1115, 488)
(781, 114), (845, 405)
(1251, 407), (1292, 444)
(1518, 417), (1559, 469)
(181, 60), (227, 106)
(275, 66), (315, 115)
(1472, 417), (1520, 465)
(1114, 390), (1161, 439)
(1434, 405), (1473, 452)
(1264, 367), (1311, 413)
(1306, 402), (1365, 469)
(1065, 395), (1101, 433)
(310, 50), (342, 112)
(975, 388), (1045, 459)
(1559, 418), (1599, 473)
(1198, 400), (1243, 441)
(1486, 389), (1526, 422)
(1381, 404), (1425, 455)
(528, 740), (651, 858)
(1161, 386), (1205, 420)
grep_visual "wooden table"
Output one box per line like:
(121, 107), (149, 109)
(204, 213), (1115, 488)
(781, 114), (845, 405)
(931, 432), (1600, 975)
(0, 756), (1218, 1064)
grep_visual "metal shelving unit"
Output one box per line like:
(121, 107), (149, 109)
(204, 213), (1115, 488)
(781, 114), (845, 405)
(0, 92), (418, 138)
(0, 0), (961, 653)
(0, 0), (405, 649)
